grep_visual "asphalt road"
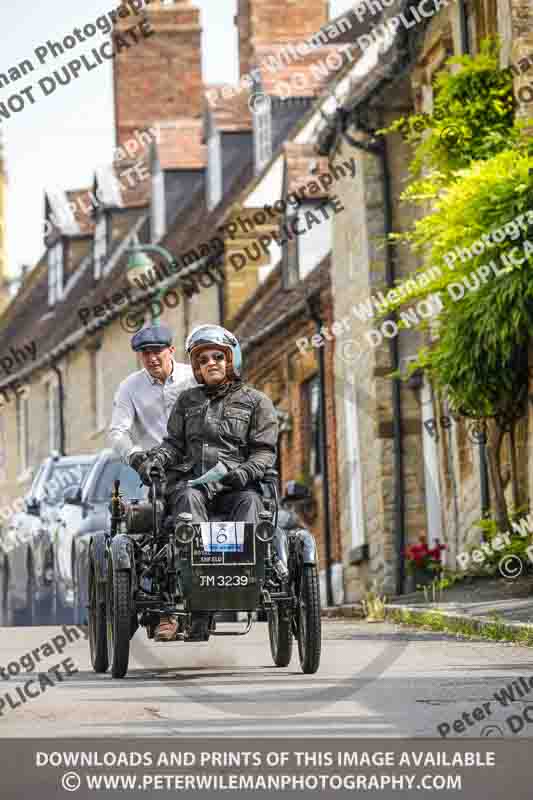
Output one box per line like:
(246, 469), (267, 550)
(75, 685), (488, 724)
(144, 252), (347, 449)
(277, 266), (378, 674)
(1, 619), (533, 739)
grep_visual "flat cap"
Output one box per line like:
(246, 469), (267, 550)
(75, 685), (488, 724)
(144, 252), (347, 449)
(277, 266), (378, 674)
(131, 324), (173, 352)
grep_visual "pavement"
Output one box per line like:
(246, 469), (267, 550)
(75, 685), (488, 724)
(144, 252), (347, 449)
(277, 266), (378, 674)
(324, 574), (533, 635)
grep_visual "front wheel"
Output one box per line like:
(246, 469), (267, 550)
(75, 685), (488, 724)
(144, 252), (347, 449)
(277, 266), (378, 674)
(296, 565), (321, 674)
(106, 560), (131, 679)
(88, 554), (108, 673)
(268, 603), (293, 667)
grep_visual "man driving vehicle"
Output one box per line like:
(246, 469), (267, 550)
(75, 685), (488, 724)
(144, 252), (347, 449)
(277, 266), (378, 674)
(133, 324), (279, 641)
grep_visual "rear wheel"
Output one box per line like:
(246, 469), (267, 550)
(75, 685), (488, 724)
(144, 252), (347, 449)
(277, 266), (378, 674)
(106, 560), (131, 679)
(88, 555), (108, 673)
(296, 565), (321, 674)
(268, 602), (293, 667)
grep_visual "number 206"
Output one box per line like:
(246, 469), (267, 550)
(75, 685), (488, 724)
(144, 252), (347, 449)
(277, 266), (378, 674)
(200, 575), (249, 587)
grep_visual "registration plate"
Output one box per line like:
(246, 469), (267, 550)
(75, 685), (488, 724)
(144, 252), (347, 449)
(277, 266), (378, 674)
(199, 575), (249, 588)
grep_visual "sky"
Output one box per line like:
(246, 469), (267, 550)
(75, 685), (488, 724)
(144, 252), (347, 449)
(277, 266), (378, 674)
(2, 0), (355, 279)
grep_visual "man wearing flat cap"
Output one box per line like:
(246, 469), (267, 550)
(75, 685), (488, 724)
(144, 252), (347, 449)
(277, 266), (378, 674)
(108, 324), (197, 470)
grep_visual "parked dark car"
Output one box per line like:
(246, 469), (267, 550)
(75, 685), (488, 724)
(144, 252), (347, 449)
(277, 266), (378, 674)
(52, 450), (147, 624)
(1, 453), (96, 625)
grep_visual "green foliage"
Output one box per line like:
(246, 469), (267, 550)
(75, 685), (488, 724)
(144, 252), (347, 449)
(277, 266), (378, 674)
(464, 508), (533, 575)
(378, 39), (533, 420)
(383, 39), (518, 183)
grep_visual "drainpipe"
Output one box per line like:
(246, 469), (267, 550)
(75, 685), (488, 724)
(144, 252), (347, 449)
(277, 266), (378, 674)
(51, 363), (66, 456)
(341, 125), (406, 596)
(458, 0), (470, 55)
(306, 289), (334, 607)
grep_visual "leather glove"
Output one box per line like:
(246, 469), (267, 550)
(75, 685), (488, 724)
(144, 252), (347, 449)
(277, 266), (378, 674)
(139, 454), (166, 486)
(219, 468), (249, 491)
(128, 451), (148, 474)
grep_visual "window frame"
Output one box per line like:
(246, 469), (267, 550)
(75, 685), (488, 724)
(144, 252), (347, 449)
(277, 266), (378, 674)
(207, 130), (223, 211)
(296, 199), (332, 282)
(302, 374), (322, 479)
(93, 211), (108, 280)
(151, 166), (166, 241)
(253, 101), (273, 174)
(48, 240), (64, 307)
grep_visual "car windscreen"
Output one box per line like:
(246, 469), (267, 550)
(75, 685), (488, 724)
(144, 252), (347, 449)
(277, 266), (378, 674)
(42, 463), (93, 505)
(90, 461), (146, 503)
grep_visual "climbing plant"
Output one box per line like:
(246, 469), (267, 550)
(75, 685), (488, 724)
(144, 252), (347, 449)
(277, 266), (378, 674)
(380, 39), (533, 531)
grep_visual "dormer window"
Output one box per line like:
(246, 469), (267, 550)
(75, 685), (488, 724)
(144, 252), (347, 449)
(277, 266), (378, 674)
(152, 166), (166, 241)
(207, 131), (222, 211)
(93, 212), (108, 280)
(48, 241), (64, 306)
(254, 100), (272, 174)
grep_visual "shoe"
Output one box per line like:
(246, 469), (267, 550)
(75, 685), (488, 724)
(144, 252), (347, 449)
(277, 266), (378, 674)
(154, 615), (178, 642)
(186, 614), (210, 641)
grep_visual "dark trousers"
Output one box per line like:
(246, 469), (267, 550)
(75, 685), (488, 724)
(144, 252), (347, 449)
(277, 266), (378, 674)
(167, 485), (264, 524)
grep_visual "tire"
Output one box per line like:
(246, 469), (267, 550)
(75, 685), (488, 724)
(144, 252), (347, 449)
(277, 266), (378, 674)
(296, 564), (321, 674)
(88, 556), (108, 673)
(106, 560), (131, 679)
(0, 560), (12, 626)
(51, 580), (74, 626)
(23, 569), (36, 626)
(73, 558), (87, 626)
(268, 603), (293, 667)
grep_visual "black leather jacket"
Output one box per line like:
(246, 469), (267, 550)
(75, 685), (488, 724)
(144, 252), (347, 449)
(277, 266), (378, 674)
(154, 378), (278, 489)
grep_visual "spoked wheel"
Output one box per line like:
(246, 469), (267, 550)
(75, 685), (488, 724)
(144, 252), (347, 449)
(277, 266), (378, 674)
(268, 602), (293, 667)
(296, 564), (321, 674)
(88, 554), (108, 673)
(106, 558), (131, 679)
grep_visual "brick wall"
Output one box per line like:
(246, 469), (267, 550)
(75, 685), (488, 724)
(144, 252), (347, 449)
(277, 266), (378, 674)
(236, 0), (329, 77)
(113, 0), (204, 146)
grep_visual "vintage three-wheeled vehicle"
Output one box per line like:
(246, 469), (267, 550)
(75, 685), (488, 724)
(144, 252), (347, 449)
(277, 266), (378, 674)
(87, 465), (321, 678)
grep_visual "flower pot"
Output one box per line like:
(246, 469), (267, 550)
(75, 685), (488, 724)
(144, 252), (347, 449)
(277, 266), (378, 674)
(405, 567), (436, 594)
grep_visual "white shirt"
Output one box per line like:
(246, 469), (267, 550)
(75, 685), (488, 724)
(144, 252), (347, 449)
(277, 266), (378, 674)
(108, 360), (197, 462)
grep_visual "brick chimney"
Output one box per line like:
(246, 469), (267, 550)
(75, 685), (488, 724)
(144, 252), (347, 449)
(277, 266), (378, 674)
(236, 0), (329, 77)
(113, 0), (203, 147)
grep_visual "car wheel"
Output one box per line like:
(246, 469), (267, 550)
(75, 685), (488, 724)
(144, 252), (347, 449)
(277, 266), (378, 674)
(21, 568), (37, 627)
(0, 559), (13, 626)
(51, 578), (74, 626)
(73, 557), (87, 626)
